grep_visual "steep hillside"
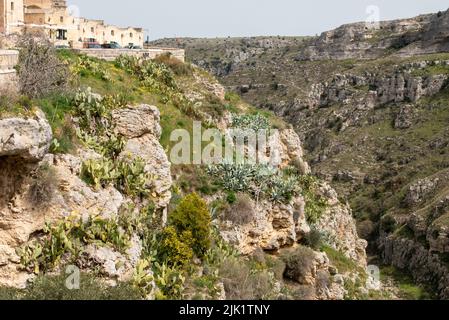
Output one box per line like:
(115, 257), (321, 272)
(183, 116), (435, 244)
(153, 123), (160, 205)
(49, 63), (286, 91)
(151, 8), (449, 298)
(0, 44), (370, 300)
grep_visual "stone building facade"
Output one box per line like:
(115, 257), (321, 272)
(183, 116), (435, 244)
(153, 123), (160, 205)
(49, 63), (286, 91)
(0, 0), (144, 48)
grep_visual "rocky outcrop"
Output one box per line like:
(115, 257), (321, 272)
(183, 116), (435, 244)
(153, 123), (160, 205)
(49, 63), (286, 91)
(217, 124), (366, 262)
(297, 9), (449, 61)
(219, 195), (309, 255)
(0, 110), (52, 161)
(294, 72), (447, 112)
(0, 103), (172, 288)
(381, 234), (449, 299)
(113, 104), (172, 212)
(315, 183), (367, 264)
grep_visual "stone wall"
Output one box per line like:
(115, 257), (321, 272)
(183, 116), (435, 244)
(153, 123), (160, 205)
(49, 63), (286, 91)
(75, 47), (186, 62)
(0, 50), (19, 92)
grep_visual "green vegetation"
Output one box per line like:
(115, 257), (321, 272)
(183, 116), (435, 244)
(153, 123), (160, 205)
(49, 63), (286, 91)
(168, 193), (211, 258)
(2, 41), (359, 301)
(231, 113), (271, 131)
(17, 214), (134, 274)
(81, 156), (154, 198)
(298, 175), (328, 224)
(0, 91), (34, 118)
(0, 273), (141, 300)
(381, 266), (434, 300)
(71, 55), (112, 81)
(410, 64), (449, 77)
(207, 163), (300, 204)
(321, 245), (359, 274)
(156, 226), (194, 268)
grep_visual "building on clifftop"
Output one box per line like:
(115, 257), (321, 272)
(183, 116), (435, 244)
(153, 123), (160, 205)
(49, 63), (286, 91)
(0, 0), (144, 48)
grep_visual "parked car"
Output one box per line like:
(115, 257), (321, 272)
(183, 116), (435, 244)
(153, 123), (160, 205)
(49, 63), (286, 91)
(83, 41), (101, 49)
(55, 45), (70, 49)
(127, 44), (142, 49)
(102, 42), (121, 49)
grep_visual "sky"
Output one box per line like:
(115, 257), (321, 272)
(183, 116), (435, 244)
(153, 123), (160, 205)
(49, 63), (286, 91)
(67, 0), (449, 40)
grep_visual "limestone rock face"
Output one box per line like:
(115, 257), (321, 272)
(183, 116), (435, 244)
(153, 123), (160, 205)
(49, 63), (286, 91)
(217, 128), (367, 268)
(405, 177), (440, 207)
(0, 152), (127, 287)
(278, 129), (311, 174)
(219, 196), (308, 255)
(381, 235), (449, 299)
(315, 183), (367, 264)
(112, 104), (162, 139)
(394, 104), (414, 129)
(297, 9), (449, 61)
(0, 110), (52, 162)
(0, 103), (172, 288)
(296, 73), (447, 114)
(114, 105), (172, 211)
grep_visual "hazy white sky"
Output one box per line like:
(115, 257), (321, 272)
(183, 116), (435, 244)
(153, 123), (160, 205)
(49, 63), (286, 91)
(67, 0), (448, 40)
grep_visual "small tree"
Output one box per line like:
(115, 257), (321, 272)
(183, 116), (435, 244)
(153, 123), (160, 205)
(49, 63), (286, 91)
(16, 32), (70, 98)
(169, 193), (211, 258)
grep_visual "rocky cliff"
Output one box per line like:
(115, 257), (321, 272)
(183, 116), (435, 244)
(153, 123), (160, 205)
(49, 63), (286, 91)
(0, 49), (369, 300)
(0, 102), (171, 288)
(150, 7), (449, 299)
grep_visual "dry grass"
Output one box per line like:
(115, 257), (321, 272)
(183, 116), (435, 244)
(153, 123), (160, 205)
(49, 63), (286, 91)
(28, 163), (58, 206)
(222, 193), (255, 225)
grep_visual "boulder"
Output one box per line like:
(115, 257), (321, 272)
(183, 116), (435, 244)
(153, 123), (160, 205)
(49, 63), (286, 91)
(113, 104), (172, 212)
(0, 110), (52, 162)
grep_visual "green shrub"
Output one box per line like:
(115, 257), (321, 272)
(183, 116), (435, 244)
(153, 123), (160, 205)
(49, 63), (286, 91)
(380, 214), (397, 233)
(169, 193), (212, 258)
(153, 262), (186, 300)
(303, 228), (325, 250)
(154, 53), (193, 76)
(72, 88), (127, 158)
(231, 113), (270, 131)
(321, 245), (358, 274)
(0, 273), (141, 300)
(17, 214), (132, 273)
(72, 55), (111, 81)
(226, 191), (237, 204)
(80, 158), (116, 190)
(81, 157), (154, 198)
(156, 226), (194, 268)
(115, 55), (177, 91)
(298, 175), (328, 224)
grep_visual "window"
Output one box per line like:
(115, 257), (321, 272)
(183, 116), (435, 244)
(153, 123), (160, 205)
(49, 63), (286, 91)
(91, 27), (94, 33)
(10, 2), (14, 11)
(111, 30), (115, 36)
(60, 16), (64, 23)
(56, 29), (67, 40)
(130, 33), (133, 38)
